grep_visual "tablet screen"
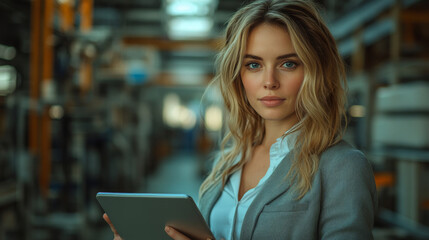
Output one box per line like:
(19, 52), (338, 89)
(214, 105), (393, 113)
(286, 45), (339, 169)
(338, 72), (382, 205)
(96, 192), (214, 240)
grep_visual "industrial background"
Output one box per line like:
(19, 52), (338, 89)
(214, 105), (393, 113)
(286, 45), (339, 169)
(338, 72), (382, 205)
(0, 0), (428, 239)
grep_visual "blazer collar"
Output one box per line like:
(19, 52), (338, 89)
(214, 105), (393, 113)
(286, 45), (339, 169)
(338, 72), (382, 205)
(240, 151), (294, 240)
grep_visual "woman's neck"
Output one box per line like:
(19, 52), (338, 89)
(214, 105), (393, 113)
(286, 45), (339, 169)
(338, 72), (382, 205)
(261, 119), (298, 148)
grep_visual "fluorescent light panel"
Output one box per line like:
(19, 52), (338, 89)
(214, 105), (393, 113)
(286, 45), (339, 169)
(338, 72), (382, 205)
(168, 17), (213, 39)
(0, 65), (17, 96)
(166, 0), (215, 16)
(165, 0), (217, 40)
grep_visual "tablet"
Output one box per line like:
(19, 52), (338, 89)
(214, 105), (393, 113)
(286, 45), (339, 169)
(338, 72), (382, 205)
(96, 192), (214, 240)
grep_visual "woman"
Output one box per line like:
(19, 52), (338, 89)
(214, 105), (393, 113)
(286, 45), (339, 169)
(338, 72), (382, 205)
(105, 0), (377, 239)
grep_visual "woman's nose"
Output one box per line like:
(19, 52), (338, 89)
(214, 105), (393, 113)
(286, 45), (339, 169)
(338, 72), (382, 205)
(264, 71), (279, 90)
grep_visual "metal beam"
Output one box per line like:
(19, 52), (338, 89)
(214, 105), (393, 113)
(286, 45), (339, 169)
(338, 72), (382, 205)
(329, 0), (422, 40)
(122, 36), (222, 51)
(40, 0), (54, 198)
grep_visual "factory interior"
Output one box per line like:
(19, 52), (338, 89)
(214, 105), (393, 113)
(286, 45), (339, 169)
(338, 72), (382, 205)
(0, 0), (429, 239)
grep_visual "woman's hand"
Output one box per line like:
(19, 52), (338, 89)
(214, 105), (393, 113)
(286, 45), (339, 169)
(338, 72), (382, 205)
(103, 213), (123, 240)
(103, 214), (213, 240)
(164, 226), (213, 240)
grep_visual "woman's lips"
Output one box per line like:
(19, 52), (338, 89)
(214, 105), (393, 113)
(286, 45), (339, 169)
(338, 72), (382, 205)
(258, 96), (286, 107)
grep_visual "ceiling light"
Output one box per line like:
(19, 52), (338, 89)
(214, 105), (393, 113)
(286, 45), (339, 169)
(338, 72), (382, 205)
(0, 65), (17, 96)
(165, 0), (216, 16)
(168, 17), (213, 40)
(167, 1), (201, 16)
(164, 0), (218, 40)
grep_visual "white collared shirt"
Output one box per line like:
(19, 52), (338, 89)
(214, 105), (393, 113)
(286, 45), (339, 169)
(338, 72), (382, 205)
(209, 131), (297, 240)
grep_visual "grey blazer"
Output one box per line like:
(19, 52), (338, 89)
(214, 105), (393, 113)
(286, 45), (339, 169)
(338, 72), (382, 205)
(199, 140), (377, 240)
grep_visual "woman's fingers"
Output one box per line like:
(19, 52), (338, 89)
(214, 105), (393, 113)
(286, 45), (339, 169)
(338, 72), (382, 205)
(103, 213), (117, 233)
(103, 216), (210, 240)
(164, 226), (213, 240)
(164, 226), (192, 240)
(103, 213), (122, 239)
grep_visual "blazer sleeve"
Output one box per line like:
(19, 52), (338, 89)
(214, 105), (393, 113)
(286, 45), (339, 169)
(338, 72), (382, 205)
(318, 148), (378, 240)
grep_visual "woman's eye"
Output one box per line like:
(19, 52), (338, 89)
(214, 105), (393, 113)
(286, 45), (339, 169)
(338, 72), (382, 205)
(246, 62), (261, 69)
(282, 61), (297, 69)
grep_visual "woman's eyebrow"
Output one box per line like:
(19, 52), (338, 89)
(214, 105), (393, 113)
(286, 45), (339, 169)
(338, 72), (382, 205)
(243, 54), (262, 60)
(276, 53), (298, 59)
(243, 53), (298, 60)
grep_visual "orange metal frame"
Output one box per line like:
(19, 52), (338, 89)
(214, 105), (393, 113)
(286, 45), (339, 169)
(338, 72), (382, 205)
(80, 0), (93, 94)
(30, 0), (88, 197)
(59, 0), (75, 32)
(30, 0), (54, 197)
(29, 0), (41, 157)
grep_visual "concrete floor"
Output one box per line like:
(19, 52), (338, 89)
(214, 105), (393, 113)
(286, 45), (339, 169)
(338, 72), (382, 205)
(142, 151), (204, 202)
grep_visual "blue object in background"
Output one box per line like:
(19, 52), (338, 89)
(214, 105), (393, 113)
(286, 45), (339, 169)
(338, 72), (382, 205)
(127, 60), (148, 85)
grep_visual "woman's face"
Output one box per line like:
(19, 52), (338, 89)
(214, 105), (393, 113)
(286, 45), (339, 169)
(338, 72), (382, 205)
(240, 23), (304, 128)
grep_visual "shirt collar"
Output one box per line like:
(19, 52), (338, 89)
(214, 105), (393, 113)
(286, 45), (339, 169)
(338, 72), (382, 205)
(269, 129), (299, 167)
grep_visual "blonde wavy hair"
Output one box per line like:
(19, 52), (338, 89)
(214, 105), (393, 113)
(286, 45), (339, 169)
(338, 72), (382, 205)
(200, 0), (347, 199)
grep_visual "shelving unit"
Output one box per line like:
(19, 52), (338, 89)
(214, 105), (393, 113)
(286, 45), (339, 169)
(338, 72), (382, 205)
(329, 0), (429, 238)
(0, 181), (21, 208)
(0, 96), (28, 238)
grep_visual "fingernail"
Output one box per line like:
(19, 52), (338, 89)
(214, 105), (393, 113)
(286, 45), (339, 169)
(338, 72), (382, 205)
(165, 226), (170, 233)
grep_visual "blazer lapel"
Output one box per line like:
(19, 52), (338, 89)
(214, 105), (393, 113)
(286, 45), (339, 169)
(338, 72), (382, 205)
(240, 152), (294, 240)
(199, 180), (223, 226)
